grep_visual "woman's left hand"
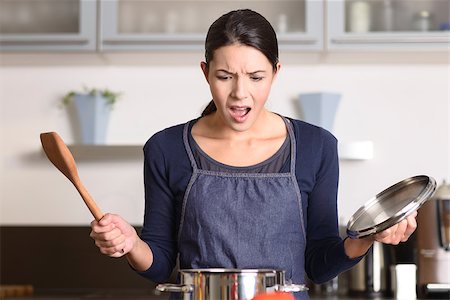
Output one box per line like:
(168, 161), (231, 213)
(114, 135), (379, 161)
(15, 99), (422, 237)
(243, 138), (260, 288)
(344, 211), (418, 258)
(373, 211), (418, 245)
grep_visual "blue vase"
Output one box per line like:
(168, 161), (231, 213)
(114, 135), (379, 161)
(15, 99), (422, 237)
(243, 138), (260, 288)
(73, 94), (110, 144)
(298, 92), (341, 132)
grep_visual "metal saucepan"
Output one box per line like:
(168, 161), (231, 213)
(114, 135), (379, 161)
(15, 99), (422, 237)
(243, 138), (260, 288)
(155, 268), (307, 300)
(347, 175), (437, 239)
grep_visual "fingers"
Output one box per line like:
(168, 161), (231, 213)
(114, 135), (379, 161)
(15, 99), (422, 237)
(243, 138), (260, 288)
(401, 213), (417, 242)
(92, 232), (127, 257)
(374, 221), (405, 245)
(91, 226), (123, 244)
(374, 211), (418, 245)
(97, 239), (127, 257)
(90, 213), (128, 257)
(91, 213), (115, 232)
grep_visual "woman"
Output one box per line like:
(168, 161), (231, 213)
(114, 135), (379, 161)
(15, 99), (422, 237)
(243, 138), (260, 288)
(90, 9), (417, 299)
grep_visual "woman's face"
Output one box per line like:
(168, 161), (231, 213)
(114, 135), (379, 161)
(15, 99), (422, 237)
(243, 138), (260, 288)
(201, 44), (280, 133)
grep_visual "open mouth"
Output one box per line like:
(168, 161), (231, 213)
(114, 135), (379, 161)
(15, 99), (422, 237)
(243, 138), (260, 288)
(229, 106), (251, 122)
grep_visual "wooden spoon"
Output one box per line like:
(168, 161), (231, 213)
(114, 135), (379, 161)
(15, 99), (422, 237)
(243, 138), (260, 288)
(40, 132), (104, 221)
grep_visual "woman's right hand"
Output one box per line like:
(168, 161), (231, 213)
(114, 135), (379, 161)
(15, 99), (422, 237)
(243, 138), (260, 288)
(90, 213), (138, 258)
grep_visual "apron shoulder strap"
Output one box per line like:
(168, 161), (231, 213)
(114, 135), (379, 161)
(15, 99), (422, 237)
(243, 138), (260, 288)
(183, 121), (199, 171)
(282, 117), (297, 175)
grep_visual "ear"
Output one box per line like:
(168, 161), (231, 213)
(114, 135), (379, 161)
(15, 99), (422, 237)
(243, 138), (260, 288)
(200, 61), (209, 83)
(272, 62), (281, 81)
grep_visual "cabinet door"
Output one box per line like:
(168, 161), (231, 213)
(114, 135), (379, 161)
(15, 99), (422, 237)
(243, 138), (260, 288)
(327, 0), (450, 50)
(100, 0), (323, 51)
(0, 0), (96, 52)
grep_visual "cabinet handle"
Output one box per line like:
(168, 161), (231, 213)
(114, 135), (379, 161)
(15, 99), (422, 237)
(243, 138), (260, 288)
(279, 37), (318, 45)
(102, 35), (204, 45)
(0, 37), (90, 45)
(331, 35), (450, 44)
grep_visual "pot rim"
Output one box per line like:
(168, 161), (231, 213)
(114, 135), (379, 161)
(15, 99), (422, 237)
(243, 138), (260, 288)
(179, 268), (284, 274)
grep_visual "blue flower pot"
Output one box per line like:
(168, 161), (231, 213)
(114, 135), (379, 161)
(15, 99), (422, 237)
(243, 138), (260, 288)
(298, 92), (341, 133)
(72, 94), (110, 144)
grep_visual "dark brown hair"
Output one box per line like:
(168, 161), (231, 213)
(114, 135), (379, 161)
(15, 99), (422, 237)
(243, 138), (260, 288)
(201, 9), (279, 117)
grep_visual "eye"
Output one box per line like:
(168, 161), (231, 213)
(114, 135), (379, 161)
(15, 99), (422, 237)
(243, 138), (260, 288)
(250, 76), (264, 82)
(216, 75), (231, 80)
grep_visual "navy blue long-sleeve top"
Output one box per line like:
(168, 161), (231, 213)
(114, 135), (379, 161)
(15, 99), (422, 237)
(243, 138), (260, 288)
(138, 117), (362, 283)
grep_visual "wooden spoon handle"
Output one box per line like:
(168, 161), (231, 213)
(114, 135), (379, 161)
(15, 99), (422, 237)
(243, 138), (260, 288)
(74, 180), (104, 221)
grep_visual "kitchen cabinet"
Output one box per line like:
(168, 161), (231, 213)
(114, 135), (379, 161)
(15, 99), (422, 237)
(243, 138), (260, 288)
(0, 0), (96, 51)
(2, 0), (449, 52)
(327, 0), (450, 50)
(99, 0), (323, 51)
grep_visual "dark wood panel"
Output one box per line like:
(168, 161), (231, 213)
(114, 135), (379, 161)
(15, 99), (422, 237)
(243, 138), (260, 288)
(0, 226), (155, 292)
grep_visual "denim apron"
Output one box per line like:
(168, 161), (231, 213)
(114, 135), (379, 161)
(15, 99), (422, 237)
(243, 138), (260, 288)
(177, 117), (308, 299)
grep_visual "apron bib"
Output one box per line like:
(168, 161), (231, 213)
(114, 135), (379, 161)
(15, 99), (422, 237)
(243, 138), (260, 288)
(178, 117), (308, 299)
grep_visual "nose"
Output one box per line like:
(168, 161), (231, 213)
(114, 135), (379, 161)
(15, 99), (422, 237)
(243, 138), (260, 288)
(232, 77), (248, 100)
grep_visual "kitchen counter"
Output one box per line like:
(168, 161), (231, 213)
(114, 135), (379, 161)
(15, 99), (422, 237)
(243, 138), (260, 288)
(1, 289), (165, 300)
(0, 289), (435, 300)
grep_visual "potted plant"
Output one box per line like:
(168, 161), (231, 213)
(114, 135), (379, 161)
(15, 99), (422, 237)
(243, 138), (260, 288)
(62, 87), (122, 144)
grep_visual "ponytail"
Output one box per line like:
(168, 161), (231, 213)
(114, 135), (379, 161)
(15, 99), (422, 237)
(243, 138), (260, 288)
(201, 100), (217, 117)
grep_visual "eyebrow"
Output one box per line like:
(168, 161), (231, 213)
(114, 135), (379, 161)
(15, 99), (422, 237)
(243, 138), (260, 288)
(216, 69), (267, 75)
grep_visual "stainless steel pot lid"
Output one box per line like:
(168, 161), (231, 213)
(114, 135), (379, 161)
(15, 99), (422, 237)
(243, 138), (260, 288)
(347, 175), (437, 239)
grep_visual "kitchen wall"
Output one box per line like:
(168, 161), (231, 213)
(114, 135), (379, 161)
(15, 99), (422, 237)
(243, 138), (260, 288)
(0, 51), (449, 226)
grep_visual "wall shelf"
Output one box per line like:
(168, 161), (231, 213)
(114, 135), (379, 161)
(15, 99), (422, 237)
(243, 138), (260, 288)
(62, 142), (373, 162)
(339, 141), (374, 161)
(63, 142), (373, 161)
(66, 144), (143, 161)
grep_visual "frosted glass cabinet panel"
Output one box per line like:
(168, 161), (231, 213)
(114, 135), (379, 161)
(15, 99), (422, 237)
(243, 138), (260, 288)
(100, 0), (323, 51)
(327, 0), (450, 50)
(0, 0), (96, 51)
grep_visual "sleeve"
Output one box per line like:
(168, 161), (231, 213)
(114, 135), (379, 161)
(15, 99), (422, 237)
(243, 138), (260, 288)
(304, 129), (364, 284)
(136, 133), (178, 283)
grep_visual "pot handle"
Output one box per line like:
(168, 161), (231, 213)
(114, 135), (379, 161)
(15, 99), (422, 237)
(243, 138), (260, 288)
(276, 283), (308, 293)
(155, 283), (193, 294)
